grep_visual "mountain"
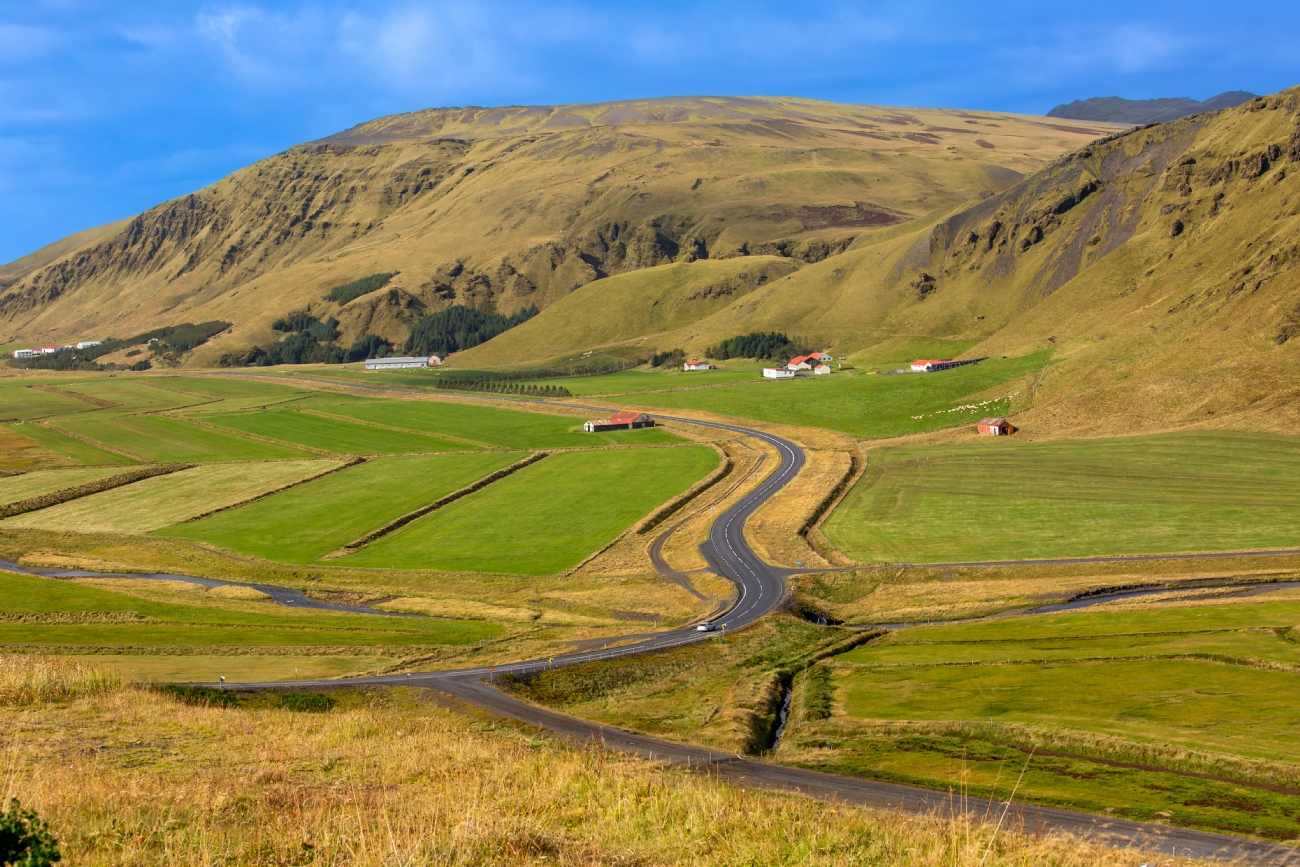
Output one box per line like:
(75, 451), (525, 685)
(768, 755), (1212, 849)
(0, 97), (1119, 357)
(465, 88), (1300, 436)
(1048, 91), (1256, 125)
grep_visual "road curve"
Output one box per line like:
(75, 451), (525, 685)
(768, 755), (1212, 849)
(183, 373), (1296, 863)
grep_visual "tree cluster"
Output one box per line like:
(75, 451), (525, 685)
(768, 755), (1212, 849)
(326, 272), (397, 305)
(405, 304), (538, 357)
(706, 331), (806, 361)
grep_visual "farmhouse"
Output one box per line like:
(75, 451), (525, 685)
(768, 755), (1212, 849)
(584, 411), (656, 432)
(11, 349), (35, 359)
(365, 355), (434, 370)
(36, 346), (61, 355)
(683, 360), (714, 371)
(75, 340), (101, 350)
(814, 364), (831, 375)
(763, 367), (796, 379)
(977, 417), (1015, 436)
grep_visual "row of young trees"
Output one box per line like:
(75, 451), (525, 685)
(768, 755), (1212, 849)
(435, 380), (572, 397)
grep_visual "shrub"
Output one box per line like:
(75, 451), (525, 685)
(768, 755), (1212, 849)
(649, 348), (686, 367)
(0, 800), (61, 866)
(277, 693), (335, 713)
(153, 684), (241, 708)
(326, 272), (397, 305)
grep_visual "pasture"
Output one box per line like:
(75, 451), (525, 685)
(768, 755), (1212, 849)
(823, 431), (1300, 563)
(625, 352), (1049, 437)
(150, 375), (310, 399)
(51, 416), (315, 462)
(321, 397), (683, 449)
(6, 422), (138, 466)
(58, 379), (211, 412)
(4, 459), (341, 533)
(781, 594), (1300, 838)
(161, 452), (524, 563)
(0, 385), (96, 420)
(343, 446), (718, 574)
(205, 409), (470, 454)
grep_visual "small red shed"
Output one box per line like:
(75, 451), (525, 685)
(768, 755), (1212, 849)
(977, 417), (1015, 436)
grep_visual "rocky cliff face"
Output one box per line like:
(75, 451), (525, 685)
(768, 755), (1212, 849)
(0, 96), (1112, 356)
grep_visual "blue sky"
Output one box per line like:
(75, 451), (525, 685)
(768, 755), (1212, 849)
(1, 1), (1297, 263)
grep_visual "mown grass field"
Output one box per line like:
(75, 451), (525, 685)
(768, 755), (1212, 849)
(4, 459), (341, 533)
(51, 416), (315, 462)
(151, 375), (310, 399)
(824, 431), (1300, 563)
(625, 352), (1048, 437)
(321, 397), (683, 448)
(6, 422), (137, 465)
(0, 466), (125, 505)
(206, 409), (470, 454)
(160, 452), (524, 563)
(0, 385), (94, 420)
(780, 594), (1300, 839)
(343, 447), (718, 574)
(58, 379), (210, 412)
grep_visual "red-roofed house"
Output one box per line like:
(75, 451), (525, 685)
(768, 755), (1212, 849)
(584, 411), (656, 432)
(977, 418), (1015, 436)
(683, 360), (714, 371)
(787, 355), (815, 370)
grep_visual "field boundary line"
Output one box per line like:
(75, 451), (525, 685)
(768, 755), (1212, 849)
(0, 462), (192, 519)
(39, 420), (150, 462)
(180, 414), (336, 456)
(172, 457), (363, 525)
(800, 444), (866, 568)
(324, 451), (548, 558)
(28, 383), (121, 410)
(298, 408), (497, 450)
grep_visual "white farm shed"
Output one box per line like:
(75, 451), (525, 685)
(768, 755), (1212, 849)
(366, 356), (432, 370)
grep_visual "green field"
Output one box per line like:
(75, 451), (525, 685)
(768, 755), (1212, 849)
(0, 466), (126, 506)
(783, 595), (1300, 838)
(0, 385), (96, 420)
(206, 409), (471, 454)
(52, 416), (315, 462)
(4, 459), (341, 533)
(151, 375), (310, 399)
(625, 352), (1049, 438)
(4, 423), (137, 465)
(0, 569), (502, 649)
(824, 431), (1300, 563)
(59, 379), (213, 412)
(160, 452), (524, 563)
(319, 397), (683, 449)
(343, 447), (717, 574)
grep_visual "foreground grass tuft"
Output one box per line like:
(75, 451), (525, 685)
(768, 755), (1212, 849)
(0, 654), (119, 706)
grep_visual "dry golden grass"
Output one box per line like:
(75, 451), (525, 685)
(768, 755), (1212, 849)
(747, 446), (854, 569)
(0, 654), (119, 705)
(1, 658), (1204, 866)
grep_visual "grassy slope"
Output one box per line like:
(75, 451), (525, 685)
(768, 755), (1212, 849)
(160, 452), (524, 563)
(824, 431), (1300, 562)
(51, 416), (315, 462)
(4, 460), (340, 533)
(343, 447), (718, 574)
(0, 98), (1111, 356)
(622, 353), (1046, 436)
(205, 409), (471, 454)
(320, 397), (683, 448)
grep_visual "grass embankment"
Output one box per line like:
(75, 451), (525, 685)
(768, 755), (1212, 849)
(161, 452), (525, 563)
(824, 431), (1300, 563)
(781, 593), (1300, 840)
(344, 447), (719, 574)
(4, 460), (342, 533)
(205, 408), (471, 454)
(624, 352), (1048, 437)
(0, 658), (1175, 867)
(322, 397), (684, 448)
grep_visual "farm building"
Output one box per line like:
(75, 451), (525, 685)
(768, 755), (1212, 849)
(11, 349), (35, 359)
(584, 411), (656, 432)
(763, 367), (796, 379)
(365, 356), (434, 370)
(911, 358), (985, 372)
(977, 418), (1015, 436)
(814, 364), (831, 375)
(683, 360), (714, 371)
(75, 340), (102, 349)
(36, 346), (61, 355)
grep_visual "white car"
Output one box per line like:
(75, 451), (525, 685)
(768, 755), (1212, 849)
(696, 621), (715, 632)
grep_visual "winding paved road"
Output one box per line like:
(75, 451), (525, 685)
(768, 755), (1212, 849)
(54, 372), (1300, 863)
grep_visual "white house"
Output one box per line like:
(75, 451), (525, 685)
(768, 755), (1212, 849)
(11, 349), (35, 359)
(75, 340), (102, 350)
(683, 360), (714, 371)
(763, 367), (796, 379)
(814, 364), (831, 375)
(365, 356), (432, 370)
(36, 346), (61, 355)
